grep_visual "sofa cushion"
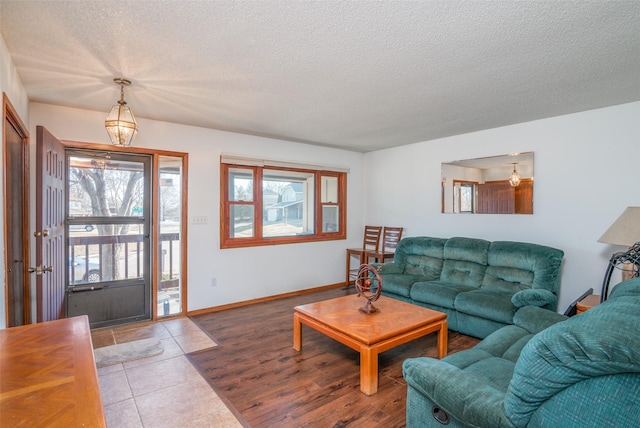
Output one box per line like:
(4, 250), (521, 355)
(380, 274), (423, 298)
(459, 357), (516, 391)
(444, 237), (491, 264)
(455, 290), (516, 324)
(481, 265), (533, 292)
(488, 240), (564, 296)
(473, 324), (537, 362)
(410, 280), (474, 310)
(394, 237), (446, 278)
(512, 305), (568, 334)
(440, 260), (486, 288)
(403, 255), (443, 279)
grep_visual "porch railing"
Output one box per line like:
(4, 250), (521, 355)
(68, 233), (180, 285)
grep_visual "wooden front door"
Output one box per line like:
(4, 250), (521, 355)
(35, 126), (67, 322)
(477, 181), (515, 214)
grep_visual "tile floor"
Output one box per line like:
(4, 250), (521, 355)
(91, 318), (244, 428)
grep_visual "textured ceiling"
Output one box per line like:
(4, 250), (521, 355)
(2, 1), (640, 152)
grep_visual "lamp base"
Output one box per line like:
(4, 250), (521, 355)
(621, 261), (638, 281)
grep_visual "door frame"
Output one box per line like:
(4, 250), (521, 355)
(63, 140), (189, 320)
(3, 93), (30, 326)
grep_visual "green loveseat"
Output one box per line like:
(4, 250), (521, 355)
(374, 236), (564, 338)
(402, 276), (640, 428)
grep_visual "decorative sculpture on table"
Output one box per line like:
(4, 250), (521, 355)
(355, 264), (382, 314)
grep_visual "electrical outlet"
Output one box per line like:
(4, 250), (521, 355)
(192, 215), (208, 225)
(211, 277), (217, 287)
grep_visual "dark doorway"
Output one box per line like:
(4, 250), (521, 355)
(3, 94), (30, 327)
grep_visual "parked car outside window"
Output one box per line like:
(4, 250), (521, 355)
(69, 256), (101, 284)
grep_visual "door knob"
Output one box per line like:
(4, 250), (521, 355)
(33, 229), (49, 237)
(28, 265), (53, 275)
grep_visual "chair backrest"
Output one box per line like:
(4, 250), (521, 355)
(381, 227), (403, 251)
(362, 226), (383, 251)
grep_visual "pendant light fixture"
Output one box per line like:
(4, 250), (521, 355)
(105, 78), (138, 147)
(91, 152), (111, 170)
(508, 163), (521, 187)
(91, 159), (107, 170)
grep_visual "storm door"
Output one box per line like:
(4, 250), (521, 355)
(66, 149), (152, 328)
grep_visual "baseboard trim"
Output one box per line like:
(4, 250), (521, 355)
(187, 282), (346, 317)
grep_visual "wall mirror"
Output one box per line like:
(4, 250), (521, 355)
(441, 152), (534, 214)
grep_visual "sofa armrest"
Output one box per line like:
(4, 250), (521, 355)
(403, 358), (514, 428)
(511, 288), (556, 309)
(512, 305), (567, 334)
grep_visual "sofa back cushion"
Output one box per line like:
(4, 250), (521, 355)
(395, 237), (447, 279)
(482, 266), (533, 292)
(440, 237), (490, 288)
(483, 241), (564, 294)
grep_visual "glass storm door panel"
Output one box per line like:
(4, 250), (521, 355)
(66, 150), (151, 328)
(157, 155), (184, 317)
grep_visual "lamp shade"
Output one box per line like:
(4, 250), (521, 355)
(598, 207), (640, 246)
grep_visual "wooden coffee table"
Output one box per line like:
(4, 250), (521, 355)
(293, 294), (447, 395)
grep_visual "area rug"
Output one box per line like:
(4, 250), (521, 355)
(94, 338), (164, 368)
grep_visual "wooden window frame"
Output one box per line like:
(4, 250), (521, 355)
(220, 163), (346, 248)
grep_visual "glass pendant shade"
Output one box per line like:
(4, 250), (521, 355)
(105, 78), (138, 146)
(91, 159), (107, 169)
(105, 104), (138, 146)
(508, 164), (521, 187)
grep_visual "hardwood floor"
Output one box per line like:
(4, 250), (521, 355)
(188, 287), (480, 428)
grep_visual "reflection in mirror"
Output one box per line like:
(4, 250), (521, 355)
(441, 152), (534, 214)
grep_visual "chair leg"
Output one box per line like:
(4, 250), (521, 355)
(344, 250), (352, 289)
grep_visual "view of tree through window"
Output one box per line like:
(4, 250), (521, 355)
(67, 153), (148, 284)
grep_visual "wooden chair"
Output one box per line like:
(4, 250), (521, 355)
(345, 226), (382, 286)
(365, 226), (403, 264)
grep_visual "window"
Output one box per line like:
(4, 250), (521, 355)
(221, 157), (347, 248)
(453, 181), (476, 213)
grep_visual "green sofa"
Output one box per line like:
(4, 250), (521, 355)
(402, 276), (640, 428)
(374, 236), (564, 338)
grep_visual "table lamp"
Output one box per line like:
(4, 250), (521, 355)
(598, 206), (640, 300)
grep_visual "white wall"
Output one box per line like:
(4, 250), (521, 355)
(3, 23), (639, 323)
(364, 101), (640, 312)
(28, 103), (365, 313)
(0, 36), (30, 329)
